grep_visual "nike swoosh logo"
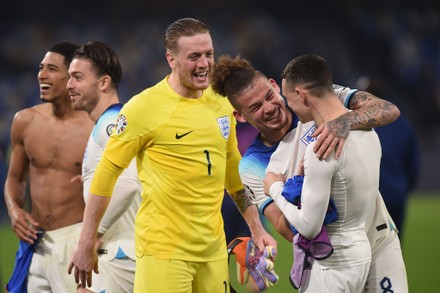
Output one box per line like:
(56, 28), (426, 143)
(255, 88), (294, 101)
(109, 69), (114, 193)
(175, 130), (193, 139)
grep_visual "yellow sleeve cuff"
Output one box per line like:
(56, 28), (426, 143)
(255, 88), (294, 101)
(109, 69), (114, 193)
(89, 156), (125, 197)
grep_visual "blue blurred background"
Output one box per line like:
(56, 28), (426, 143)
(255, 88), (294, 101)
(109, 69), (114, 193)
(1, 1), (440, 290)
(1, 0), (439, 238)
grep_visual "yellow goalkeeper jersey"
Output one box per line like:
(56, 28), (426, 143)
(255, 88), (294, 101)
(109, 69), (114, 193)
(90, 76), (243, 262)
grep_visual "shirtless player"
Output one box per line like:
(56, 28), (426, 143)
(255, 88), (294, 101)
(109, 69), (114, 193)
(4, 41), (93, 292)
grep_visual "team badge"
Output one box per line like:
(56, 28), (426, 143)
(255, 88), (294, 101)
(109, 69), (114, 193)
(217, 116), (230, 139)
(106, 124), (115, 136)
(114, 114), (127, 135)
(301, 124), (317, 146)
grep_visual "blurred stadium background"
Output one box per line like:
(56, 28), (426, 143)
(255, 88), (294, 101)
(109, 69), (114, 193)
(1, 0), (439, 291)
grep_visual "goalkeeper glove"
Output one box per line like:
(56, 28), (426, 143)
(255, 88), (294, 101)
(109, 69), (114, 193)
(228, 237), (279, 291)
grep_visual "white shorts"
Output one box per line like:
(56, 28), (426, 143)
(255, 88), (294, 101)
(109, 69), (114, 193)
(87, 252), (135, 293)
(300, 262), (370, 293)
(366, 231), (408, 292)
(27, 222), (82, 293)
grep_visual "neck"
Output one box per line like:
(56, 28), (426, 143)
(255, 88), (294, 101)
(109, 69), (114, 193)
(51, 96), (76, 119)
(259, 131), (284, 147)
(167, 73), (202, 99)
(310, 94), (348, 127)
(90, 92), (120, 122)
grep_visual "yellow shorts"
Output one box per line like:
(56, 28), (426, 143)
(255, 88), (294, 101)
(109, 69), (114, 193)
(134, 255), (230, 293)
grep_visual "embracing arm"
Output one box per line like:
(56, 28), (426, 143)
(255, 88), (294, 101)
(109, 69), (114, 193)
(313, 91), (400, 159)
(344, 90), (400, 129)
(264, 147), (332, 240)
(266, 180), (327, 240)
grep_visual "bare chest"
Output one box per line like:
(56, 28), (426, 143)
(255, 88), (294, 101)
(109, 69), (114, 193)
(23, 117), (90, 170)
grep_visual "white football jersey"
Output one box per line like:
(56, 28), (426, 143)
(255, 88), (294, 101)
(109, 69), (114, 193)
(83, 104), (141, 260)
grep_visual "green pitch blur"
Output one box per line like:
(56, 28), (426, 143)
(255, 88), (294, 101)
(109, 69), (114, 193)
(230, 194), (440, 292)
(1, 194), (439, 292)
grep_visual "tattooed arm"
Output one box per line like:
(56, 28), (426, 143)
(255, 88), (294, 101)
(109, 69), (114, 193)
(345, 91), (400, 129)
(229, 189), (277, 250)
(312, 91), (400, 159)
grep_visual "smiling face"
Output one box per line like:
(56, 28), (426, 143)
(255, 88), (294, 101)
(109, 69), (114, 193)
(38, 52), (70, 103)
(234, 75), (291, 140)
(166, 33), (214, 98)
(67, 57), (100, 114)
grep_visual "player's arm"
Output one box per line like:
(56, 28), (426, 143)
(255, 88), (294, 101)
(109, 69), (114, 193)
(240, 145), (295, 242)
(68, 155), (123, 288)
(97, 175), (139, 235)
(264, 148), (332, 240)
(241, 173), (294, 242)
(347, 90), (400, 128)
(4, 110), (39, 243)
(229, 189), (277, 251)
(313, 89), (400, 160)
(93, 122), (140, 235)
(225, 112), (277, 250)
(69, 192), (109, 287)
(263, 204), (294, 241)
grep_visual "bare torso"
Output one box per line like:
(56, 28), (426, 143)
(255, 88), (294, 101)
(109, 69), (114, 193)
(21, 103), (93, 230)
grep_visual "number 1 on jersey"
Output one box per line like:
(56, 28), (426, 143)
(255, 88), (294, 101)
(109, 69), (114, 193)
(204, 150), (212, 175)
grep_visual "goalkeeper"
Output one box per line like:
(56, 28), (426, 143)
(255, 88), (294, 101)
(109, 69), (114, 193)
(68, 18), (276, 293)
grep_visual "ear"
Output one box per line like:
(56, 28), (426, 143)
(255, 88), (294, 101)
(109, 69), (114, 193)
(99, 75), (112, 90)
(296, 86), (308, 104)
(268, 78), (281, 93)
(233, 110), (247, 123)
(166, 51), (175, 69)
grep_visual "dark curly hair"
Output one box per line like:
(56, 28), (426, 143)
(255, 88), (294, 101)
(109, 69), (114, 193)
(211, 54), (262, 109)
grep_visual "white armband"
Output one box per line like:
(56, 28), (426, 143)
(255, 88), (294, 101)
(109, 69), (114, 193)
(333, 84), (358, 108)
